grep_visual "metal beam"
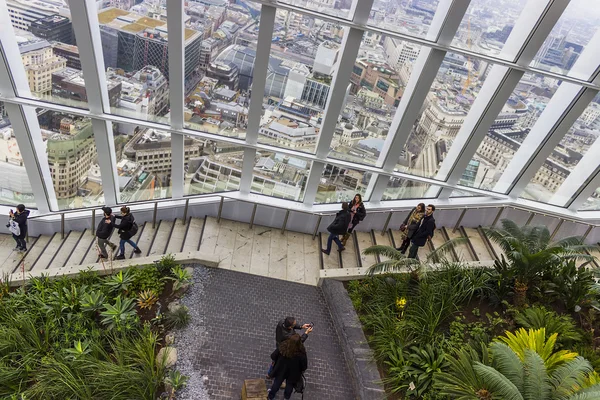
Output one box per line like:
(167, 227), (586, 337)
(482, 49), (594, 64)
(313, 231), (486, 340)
(240, 5), (276, 195)
(303, 161), (326, 206)
(377, 0), (471, 172)
(494, 29), (600, 197)
(432, 0), (569, 189)
(166, 0), (185, 199)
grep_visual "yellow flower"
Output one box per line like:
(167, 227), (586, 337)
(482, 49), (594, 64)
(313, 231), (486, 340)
(395, 297), (407, 310)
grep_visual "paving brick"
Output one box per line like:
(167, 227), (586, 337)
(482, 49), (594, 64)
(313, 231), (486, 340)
(191, 268), (356, 400)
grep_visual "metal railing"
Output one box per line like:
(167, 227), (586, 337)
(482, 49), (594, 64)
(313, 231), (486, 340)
(22, 192), (600, 242)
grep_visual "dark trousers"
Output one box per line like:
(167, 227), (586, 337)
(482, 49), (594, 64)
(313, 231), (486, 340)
(268, 375), (294, 399)
(398, 237), (410, 253)
(348, 222), (358, 233)
(408, 242), (421, 259)
(12, 227), (27, 250)
(325, 233), (343, 253)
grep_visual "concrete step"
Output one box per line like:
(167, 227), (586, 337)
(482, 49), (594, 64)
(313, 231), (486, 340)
(149, 220), (173, 256)
(182, 217), (204, 253)
(165, 218), (187, 254)
(445, 227), (476, 262)
(462, 227), (494, 262)
(340, 232), (359, 269)
(64, 230), (95, 266)
(30, 232), (69, 271)
(319, 233), (341, 270)
(431, 228), (449, 259)
(133, 221), (158, 258)
(354, 231), (376, 268)
(21, 234), (54, 272)
(372, 230), (393, 262)
(48, 230), (85, 269)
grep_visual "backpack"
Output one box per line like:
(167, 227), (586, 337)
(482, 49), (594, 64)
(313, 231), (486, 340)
(130, 221), (138, 236)
(8, 219), (20, 236)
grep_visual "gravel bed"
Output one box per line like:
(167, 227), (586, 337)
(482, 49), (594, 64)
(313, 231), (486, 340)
(171, 265), (211, 400)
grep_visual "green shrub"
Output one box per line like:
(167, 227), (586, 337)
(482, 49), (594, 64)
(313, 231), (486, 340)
(130, 266), (165, 294)
(514, 305), (582, 347)
(165, 306), (190, 330)
(156, 254), (178, 275)
(104, 270), (134, 295)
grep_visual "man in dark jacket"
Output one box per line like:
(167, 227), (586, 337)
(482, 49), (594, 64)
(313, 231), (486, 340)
(408, 204), (436, 260)
(10, 204), (29, 251)
(276, 317), (311, 347)
(96, 206), (117, 259)
(321, 202), (351, 255)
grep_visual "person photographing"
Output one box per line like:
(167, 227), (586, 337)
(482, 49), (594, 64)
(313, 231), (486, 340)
(9, 204), (29, 252)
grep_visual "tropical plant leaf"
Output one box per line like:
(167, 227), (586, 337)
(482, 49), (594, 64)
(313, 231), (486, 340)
(522, 349), (551, 400)
(473, 362), (524, 400)
(489, 342), (524, 392)
(550, 356), (593, 400)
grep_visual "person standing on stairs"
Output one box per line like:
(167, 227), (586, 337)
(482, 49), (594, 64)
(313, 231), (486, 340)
(9, 204), (29, 252)
(407, 204), (436, 260)
(397, 203), (425, 254)
(108, 206), (141, 260)
(321, 202), (351, 255)
(341, 194), (366, 247)
(96, 206), (117, 259)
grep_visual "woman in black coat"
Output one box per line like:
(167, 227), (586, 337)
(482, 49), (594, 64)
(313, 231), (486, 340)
(341, 193), (366, 246)
(108, 206), (142, 259)
(267, 334), (308, 399)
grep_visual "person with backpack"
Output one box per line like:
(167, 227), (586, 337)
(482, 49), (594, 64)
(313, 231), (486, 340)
(321, 202), (351, 255)
(267, 334), (308, 400)
(408, 204), (436, 260)
(96, 206), (117, 259)
(341, 193), (366, 247)
(108, 206), (141, 260)
(9, 204), (29, 252)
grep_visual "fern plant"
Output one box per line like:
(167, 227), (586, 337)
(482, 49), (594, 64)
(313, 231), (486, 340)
(514, 306), (582, 346)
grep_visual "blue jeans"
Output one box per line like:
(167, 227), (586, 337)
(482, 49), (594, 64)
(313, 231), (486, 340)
(268, 375), (294, 399)
(119, 238), (137, 256)
(325, 232), (343, 253)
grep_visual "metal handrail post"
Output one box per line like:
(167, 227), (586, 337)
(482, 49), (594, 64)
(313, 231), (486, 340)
(182, 198), (189, 225)
(61, 213), (65, 239)
(152, 202), (158, 229)
(312, 215), (322, 240)
(281, 210), (290, 234)
(249, 204), (257, 229)
(217, 196), (224, 223)
(381, 211), (393, 235)
(91, 209), (96, 235)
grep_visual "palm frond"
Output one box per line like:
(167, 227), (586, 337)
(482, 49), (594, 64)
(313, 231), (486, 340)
(366, 259), (420, 275)
(550, 356), (592, 399)
(362, 245), (403, 260)
(523, 349), (551, 400)
(426, 237), (469, 262)
(567, 390), (600, 400)
(473, 362), (524, 400)
(489, 342), (524, 392)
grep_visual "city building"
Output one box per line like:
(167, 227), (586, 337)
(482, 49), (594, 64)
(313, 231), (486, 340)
(18, 37), (66, 96)
(0, 126), (35, 204)
(108, 66), (170, 119)
(6, 0), (66, 32)
(30, 14), (73, 45)
(97, 7), (203, 85)
(52, 67), (122, 106)
(52, 43), (80, 70)
(259, 116), (318, 150)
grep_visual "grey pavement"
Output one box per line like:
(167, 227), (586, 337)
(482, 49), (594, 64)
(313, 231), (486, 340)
(181, 266), (355, 400)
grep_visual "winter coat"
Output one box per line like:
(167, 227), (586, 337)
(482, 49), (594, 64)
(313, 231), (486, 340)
(411, 214), (436, 247)
(327, 209), (352, 235)
(349, 200), (366, 227)
(401, 208), (424, 240)
(275, 320), (307, 346)
(112, 214), (136, 240)
(12, 210), (29, 231)
(269, 348), (308, 385)
(96, 215), (115, 239)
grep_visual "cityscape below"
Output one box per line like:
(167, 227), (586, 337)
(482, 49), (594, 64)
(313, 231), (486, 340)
(0, 0), (599, 211)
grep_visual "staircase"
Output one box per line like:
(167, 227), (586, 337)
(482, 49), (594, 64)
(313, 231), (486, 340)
(318, 225), (600, 281)
(2, 215), (599, 286)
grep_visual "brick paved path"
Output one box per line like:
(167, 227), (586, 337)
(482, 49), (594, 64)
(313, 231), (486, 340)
(191, 268), (356, 400)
